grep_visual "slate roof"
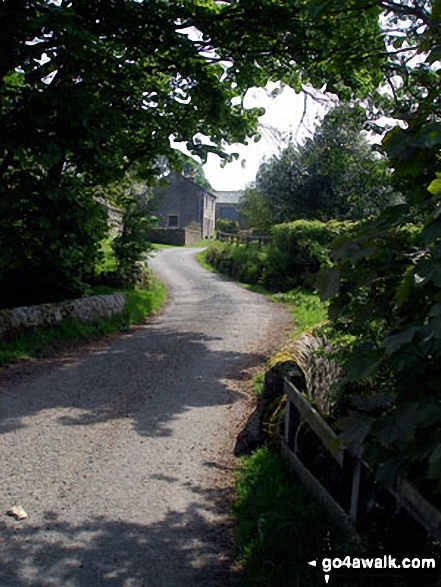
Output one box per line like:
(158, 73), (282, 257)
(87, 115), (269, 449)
(211, 190), (243, 204)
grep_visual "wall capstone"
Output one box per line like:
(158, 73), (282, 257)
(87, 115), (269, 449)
(0, 293), (126, 342)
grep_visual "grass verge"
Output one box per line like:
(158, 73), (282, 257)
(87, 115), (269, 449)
(151, 242), (177, 250)
(195, 248), (217, 272)
(150, 238), (214, 251)
(0, 278), (167, 366)
(272, 289), (328, 336)
(234, 446), (350, 587)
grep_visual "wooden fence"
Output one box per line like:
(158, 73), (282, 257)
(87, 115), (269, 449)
(217, 230), (272, 247)
(282, 377), (441, 541)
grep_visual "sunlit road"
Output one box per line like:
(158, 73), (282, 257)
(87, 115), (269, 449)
(0, 248), (289, 587)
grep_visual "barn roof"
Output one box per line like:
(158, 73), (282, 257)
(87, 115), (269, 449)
(211, 190), (243, 204)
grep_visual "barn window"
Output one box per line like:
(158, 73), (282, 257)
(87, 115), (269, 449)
(168, 214), (179, 227)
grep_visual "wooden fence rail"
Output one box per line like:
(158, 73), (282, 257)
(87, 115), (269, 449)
(217, 230), (272, 247)
(283, 378), (441, 541)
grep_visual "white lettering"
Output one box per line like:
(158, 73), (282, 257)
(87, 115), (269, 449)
(322, 558), (331, 573)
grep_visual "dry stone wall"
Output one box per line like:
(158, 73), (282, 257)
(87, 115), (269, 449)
(147, 227), (202, 246)
(0, 293), (126, 342)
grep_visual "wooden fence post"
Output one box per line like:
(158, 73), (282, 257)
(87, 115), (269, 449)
(349, 445), (362, 524)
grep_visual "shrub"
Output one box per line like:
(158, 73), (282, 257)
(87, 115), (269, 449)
(317, 220), (441, 491)
(271, 220), (353, 288)
(112, 200), (154, 275)
(0, 189), (108, 309)
(205, 220), (352, 291)
(215, 219), (240, 233)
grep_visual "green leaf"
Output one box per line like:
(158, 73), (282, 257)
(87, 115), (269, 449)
(383, 326), (417, 354)
(375, 404), (421, 447)
(395, 266), (415, 308)
(428, 304), (441, 317)
(422, 220), (441, 245)
(332, 239), (374, 262)
(428, 176), (441, 196)
(429, 444), (441, 464)
(428, 444), (441, 480)
(351, 393), (396, 412)
(337, 413), (375, 446)
(316, 267), (340, 301)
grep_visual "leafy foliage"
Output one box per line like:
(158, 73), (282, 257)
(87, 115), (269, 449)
(0, 184), (108, 308)
(112, 200), (155, 276)
(206, 220), (349, 291)
(0, 0), (426, 307)
(318, 214), (441, 488)
(0, 0), (264, 305)
(242, 104), (398, 226)
(215, 219), (239, 234)
(238, 188), (273, 234)
(310, 2), (441, 493)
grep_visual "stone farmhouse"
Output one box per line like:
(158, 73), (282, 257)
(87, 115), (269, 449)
(149, 172), (246, 245)
(151, 171), (216, 244)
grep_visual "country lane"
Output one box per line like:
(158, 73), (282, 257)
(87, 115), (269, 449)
(0, 247), (290, 587)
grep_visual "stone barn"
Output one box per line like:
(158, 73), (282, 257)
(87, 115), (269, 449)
(151, 172), (216, 242)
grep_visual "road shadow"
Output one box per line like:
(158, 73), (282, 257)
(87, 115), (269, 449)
(0, 478), (243, 587)
(0, 325), (266, 438)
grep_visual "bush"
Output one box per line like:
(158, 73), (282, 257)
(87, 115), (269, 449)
(215, 219), (240, 233)
(317, 220), (441, 490)
(0, 188), (108, 309)
(271, 220), (352, 288)
(205, 220), (352, 291)
(112, 201), (154, 275)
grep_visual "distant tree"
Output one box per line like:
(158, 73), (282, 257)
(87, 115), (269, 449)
(246, 104), (397, 225)
(238, 187), (273, 233)
(181, 159), (213, 193)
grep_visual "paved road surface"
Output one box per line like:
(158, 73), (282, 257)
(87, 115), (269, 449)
(0, 248), (290, 587)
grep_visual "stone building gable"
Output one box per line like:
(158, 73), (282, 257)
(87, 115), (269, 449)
(152, 171), (216, 238)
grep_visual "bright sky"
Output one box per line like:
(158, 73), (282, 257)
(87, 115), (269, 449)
(202, 83), (333, 191)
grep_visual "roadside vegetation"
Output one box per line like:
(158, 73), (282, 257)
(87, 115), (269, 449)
(0, 276), (167, 367)
(199, 237), (340, 585)
(204, 220), (351, 291)
(3, 1), (441, 583)
(234, 446), (350, 587)
(201, 208), (432, 582)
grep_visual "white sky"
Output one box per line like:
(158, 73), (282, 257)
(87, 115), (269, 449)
(202, 83), (332, 191)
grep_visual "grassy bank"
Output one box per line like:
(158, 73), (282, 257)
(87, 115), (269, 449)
(234, 447), (350, 587)
(0, 278), (167, 366)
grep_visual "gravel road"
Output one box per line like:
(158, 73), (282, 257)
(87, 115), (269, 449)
(0, 248), (290, 587)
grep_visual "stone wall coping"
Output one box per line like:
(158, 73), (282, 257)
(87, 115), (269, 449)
(0, 293), (126, 342)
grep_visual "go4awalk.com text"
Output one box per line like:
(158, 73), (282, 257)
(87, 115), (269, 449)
(308, 553), (438, 584)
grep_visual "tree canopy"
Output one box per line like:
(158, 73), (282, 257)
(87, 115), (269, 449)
(0, 0), (264, 305)
(1, 0), (440, 306)
(240, 104), (398, 227)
